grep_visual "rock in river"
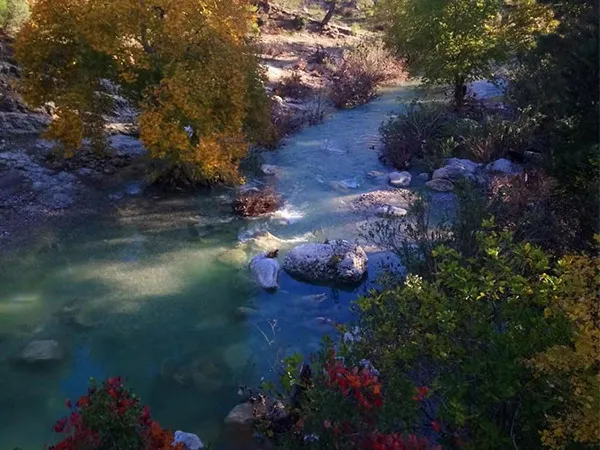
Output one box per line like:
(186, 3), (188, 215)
(249, 253), (280, 289)
(426, 178), (454, 192)
(388, 171), (412, 187)
(283, 240), (367, 284)
(172, 431), (204, 450)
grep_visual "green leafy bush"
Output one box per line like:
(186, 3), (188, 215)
(379, 103), (541, 170)
(351, 227), (598, 449)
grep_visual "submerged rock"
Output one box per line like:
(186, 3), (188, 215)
(367, 170), (385, 178)
(172, 431), (204, 450)
(388, 171), (412, 187)
(417, 172), (430, 181)
(426, 179), (454, 192)
(218, 248), (248, 267)
(249, 254), (280, 289)
(17, 340), (64, 364)
(283, 240), (368, 283)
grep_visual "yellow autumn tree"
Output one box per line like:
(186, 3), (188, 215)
(529, 252), (600, 449)
(15, 0), (272, 184)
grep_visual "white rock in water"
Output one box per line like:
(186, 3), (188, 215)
(486, 158), (522, 175)
(283, 240), (367, 283)
(374, 205), (408, 218)
(249, 254), (280, 289)
(172, 431), (204, 450)
(417, 172), (430, 181)
(426, 179), (454, 192)
(17, 340), (64, 363)
(388, 171), (412, 187)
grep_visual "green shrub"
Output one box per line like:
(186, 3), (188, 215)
(351, 227), (598, 449)
(379, 102), (449, 169)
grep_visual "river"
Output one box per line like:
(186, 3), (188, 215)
(0, 84), (424, 449)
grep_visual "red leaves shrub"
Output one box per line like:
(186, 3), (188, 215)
(48, 377), (182, 450)
(266, 349), (439, 450)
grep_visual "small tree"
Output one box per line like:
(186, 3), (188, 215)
(377, 0), (557, 107)
(15, 0), (272, 185)
(0, 0), (30, 34)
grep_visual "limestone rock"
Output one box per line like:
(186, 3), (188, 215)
(172, 431), (204, 450)
(283, 240), (367, 283)
(486, 158), (522, 175)
(249, 254), (280, 289)
(426, 179), (454, 192)
(388, 171), (412, 187)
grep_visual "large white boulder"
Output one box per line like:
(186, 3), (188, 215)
(249, 254), (280, 290)
(283, 240), (367, 283)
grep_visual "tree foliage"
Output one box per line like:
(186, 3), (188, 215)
(509, 0), (599, 246)
(376, 0), (557, 106)
(15, 0), (273, 185)
(0, 0), (30, 34)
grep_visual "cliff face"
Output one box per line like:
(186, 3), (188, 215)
(0, 30), (50, 136)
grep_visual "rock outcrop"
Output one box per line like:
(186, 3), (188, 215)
(249, 253), (280, 290)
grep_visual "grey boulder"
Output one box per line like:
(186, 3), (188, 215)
(172, 431), (204, 450)
(17, 340), (64, 364)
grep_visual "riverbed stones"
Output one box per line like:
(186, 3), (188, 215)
(283, 240), (367, 283)
(426, 178), (454, 192)
(388, 171), (412, 187)
(249, 253), (280, 289)
(17, 340), (64, 364)
(486, 158), (522, 175)
(418, 172), (430, 181)
(172, 431), (204, 450)
(432, 158), (481, 182)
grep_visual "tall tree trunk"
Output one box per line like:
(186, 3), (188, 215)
(453, 75), (467, 109)
(321, 0), (337, 27)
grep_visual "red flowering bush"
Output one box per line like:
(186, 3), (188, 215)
(48, 377), (182, 450)
(259, 348), (439, 450)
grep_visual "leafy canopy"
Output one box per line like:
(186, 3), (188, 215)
(15, 0), (272, 185)
(377, 0), (557, 104)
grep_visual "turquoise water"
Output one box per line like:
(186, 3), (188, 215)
(0, 85), (420, 449)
